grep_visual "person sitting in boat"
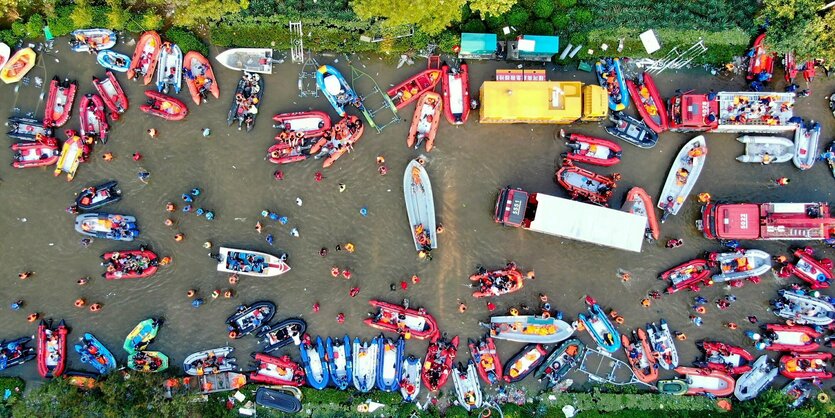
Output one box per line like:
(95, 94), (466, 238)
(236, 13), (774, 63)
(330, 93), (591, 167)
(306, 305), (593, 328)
(675, 168), (690, 185)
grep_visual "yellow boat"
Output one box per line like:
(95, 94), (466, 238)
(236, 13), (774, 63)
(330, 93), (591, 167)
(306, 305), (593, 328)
(1, 48), (36, 84)
(54, 132), (84, 181)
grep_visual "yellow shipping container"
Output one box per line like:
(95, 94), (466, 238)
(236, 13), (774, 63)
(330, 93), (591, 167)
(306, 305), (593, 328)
(478, 81), (607, 124)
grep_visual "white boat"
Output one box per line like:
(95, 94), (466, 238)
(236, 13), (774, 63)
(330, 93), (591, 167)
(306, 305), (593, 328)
(215, 247), (290, 277)
(400, 355), (422, 402)
(0, 42), (10, 69)
(156, 43), (182, 94)
(453, 361), (482, 411)
(793, 119), (820, 170)
(657, 136), (707, 222)
(736, 135), (794, 163)
(484, 315), (574, 344)
(183, 346), (236, 376)
(734, 355), (778, 401)
(352, 337), (378, 392)
(710, 249), (772, 283)
(215, 48), (273, 74)
(403, 159), (437, 252)
(775, 290), (835, 326)
(646, 320), (678, 370)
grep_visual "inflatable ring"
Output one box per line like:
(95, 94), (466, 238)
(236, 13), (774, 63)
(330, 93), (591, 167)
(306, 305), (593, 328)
(541, 311), (551, 319)
(334, 124), (343, 132)
(615, 316), (625, 324)
(417, 157), (426, 165)
(818, 392), (830, 403)
(357, 404), (369, 413)
(479, 408), (492, 418)
(295, 131), (304, 138)
(228, 331), (238, 339)
(509, 308), (519, 316)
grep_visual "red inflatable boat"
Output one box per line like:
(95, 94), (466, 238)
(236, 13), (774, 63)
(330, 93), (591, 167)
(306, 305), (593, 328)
(625, 72), (668, 133)
(79, 93), (109, 144)
(763, 324), (821, 352)
(183, 51), (220, 105)
(674, 367), (735, 397)
(623, 187), (661, 241)
(43, 76), (77, 128)
(789, 247), (833, 290)
(140, 90), (188, 121)
(469, 265), (526, 298)
(127, 31), (161, 85)
(661, 259), (711, 294)
(273, 111), (332, 140)
(421, 335), (458, 391)
(267, 137), (328, 164)
(322, 115), (365, 168)
(562, 131), (622, 167)
(37, 320), (68, 378)
(364, 300), (439, 340)
(11, 136), (60, 168)
(250, 353), (306, 386)
(101, 250), (158, 280)
(555, 161), (620, 206)
(468, 336), (503, 385)
(698, 341), (753, 375)
(440, 63), (470, 125)
(779, 352), (833, 380)
(387, 68), (442, 110)
(92, 71), (129, 115)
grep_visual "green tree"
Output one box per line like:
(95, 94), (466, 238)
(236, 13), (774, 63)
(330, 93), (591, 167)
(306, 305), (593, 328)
(69, 0), (94, 29)
(105, 0), (129, 30)
(351, 0), (466, 35)
(0, 0), (20, 22)
(531, 0), (554, 19)
(756, 0), (824, 60)
(468, 0), (516, 18)
(169, 0), (250, 28)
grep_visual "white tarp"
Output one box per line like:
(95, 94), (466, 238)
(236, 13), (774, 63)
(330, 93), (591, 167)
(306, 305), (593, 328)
(528, 194), (646, 252)
(640, 30), (661, 54)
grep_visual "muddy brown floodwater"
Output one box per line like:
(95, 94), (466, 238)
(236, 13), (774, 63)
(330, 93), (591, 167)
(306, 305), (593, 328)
(1, 37), (834, 392)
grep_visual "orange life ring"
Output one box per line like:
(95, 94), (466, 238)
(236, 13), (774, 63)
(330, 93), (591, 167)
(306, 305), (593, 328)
(615, 316), (625, 324)
(228, 331), (238, 339)
(541, 311), (551, 319)
(418, 234), (428, 245)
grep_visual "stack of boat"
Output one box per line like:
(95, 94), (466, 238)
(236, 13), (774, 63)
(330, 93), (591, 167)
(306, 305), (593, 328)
(123, 318), (168, 373)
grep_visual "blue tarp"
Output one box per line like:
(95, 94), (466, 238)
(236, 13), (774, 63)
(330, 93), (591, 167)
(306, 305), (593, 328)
(460, 33), (497, 56)
(518, 35), (559, 56)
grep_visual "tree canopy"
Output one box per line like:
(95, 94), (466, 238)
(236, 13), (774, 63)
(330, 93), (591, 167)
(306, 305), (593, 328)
(757, 0), (833, 62)
(468, 0), (517, 18)
(351, 0), (466, 35)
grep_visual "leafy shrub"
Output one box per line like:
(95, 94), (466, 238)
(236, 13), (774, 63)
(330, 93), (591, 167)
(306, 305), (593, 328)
(552, 13), (570, 31)
(69, 3), (94, 29)
(11, 21), (26, 38)
(141, 12), (164, 31)
(48, 6), (76, 37)
(558, 0), (578, 7)
(572, 8), (594, 27)
(90, 5), (109, 27)
(506, 5), (529, 27)
(166, 27), (209, 56)
(528, 19), (554, 35)
(532, 0), (555, 19)
(0, 377), (24, 404)
(0, 30), (17, 45)
(105, 7), (129, 30)
(25, 14), (44, 39)
(460, 19), (487, 34)
(484, 13), (505, 31)
(436, 30), (460, 52)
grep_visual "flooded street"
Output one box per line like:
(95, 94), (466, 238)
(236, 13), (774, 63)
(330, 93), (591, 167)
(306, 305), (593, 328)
(1, 38), (834, 388)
